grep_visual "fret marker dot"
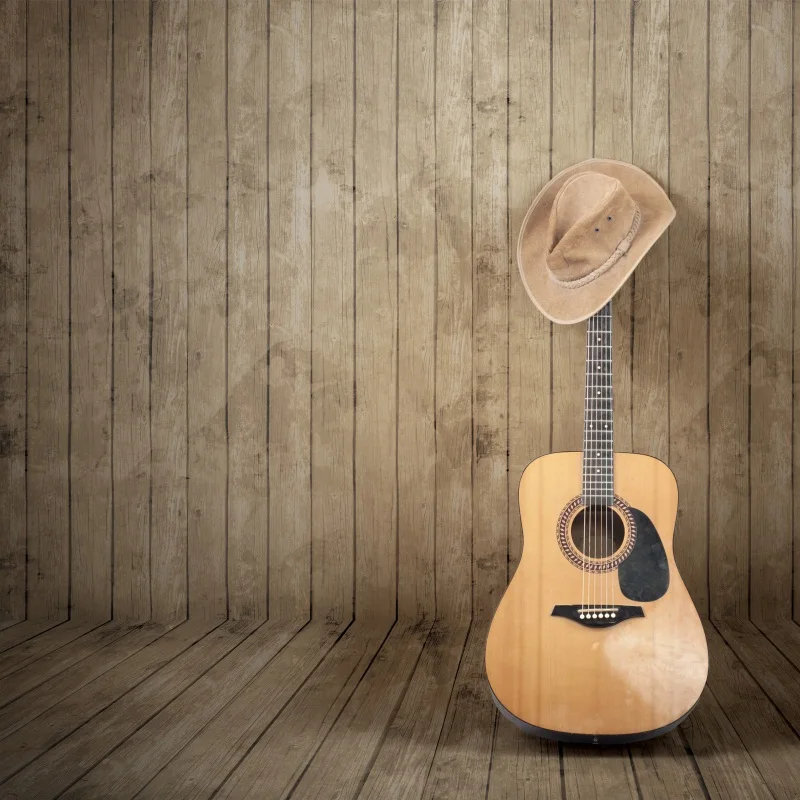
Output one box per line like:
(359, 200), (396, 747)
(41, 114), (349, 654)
(596, 469), (600, 473)
(596, 452), (600, 456)
(597, 390), (600, 395)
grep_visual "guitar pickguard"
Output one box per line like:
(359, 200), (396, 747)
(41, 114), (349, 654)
(617, 507), (670, 602)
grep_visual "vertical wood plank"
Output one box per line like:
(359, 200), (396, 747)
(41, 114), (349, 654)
(435, 0), (472, 622)
(0, 0), (27, 623)
(228, 0), (268, 621)
(708, 0), (749, 619)
(594, 0), (633, 455)
(550, 0), (593, 453)
(150, 0), (188, 624)
(396, 0), (435, 622)
(796, 0), (800, 623)
(113, 0), (152, 623)
(70, 0), (113, 621)
(352, 0), (400, 627)
(311, 0), (355, 623)
(187, 0), (228, 622)
(631, 0), (669, 463)
(27, 0), (70, 621)
(668, 0), (709, 615)
(507, 0), (551, 572)
(473, 0), (508, 620)
(354, 0), (398, 623)
(269, 0), (312, 619)
(749, 0), (792, 620)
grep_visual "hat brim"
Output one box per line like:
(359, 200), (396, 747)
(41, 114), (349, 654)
(518, 159), (675, 324)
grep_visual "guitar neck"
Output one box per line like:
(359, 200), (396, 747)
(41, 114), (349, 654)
(582, 301), (614, 505)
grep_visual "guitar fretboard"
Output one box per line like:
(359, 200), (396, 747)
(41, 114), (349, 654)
(582, 302), (613, 505)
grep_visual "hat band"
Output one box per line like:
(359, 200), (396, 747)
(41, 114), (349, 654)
(547, 204), (642, 289)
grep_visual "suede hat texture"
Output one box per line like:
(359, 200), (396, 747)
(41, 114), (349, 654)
(517, 159), (675, 324)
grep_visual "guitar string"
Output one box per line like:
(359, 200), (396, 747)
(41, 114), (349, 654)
(608, 301), (615, 617)
(603, 302), (608, 617)
(582, 312), (590, 616)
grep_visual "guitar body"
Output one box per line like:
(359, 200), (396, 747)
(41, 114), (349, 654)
(486, 451), (708, 744)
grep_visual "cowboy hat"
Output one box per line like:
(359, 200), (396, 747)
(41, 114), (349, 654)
(517, 158), (675, 324)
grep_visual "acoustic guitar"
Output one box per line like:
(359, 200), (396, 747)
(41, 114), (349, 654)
(485, 301), (707, 743)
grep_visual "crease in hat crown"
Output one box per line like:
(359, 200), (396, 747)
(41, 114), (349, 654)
(545, 172), (641, 289)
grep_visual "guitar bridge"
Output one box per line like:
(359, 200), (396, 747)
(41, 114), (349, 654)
(551, 604), (644, 628)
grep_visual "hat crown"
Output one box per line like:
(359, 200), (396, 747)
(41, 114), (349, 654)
(545, 173), (640, 288)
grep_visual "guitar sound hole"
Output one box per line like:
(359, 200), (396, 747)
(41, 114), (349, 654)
(570, 506), (625, 560)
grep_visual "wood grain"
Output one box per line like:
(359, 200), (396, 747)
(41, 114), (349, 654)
(594, 0), (633, 456)
(680, 686), (774, 800)
(227, 0), (269, 621)
(397, 0), (436, 622)
(631, 0), (670, 464)
(150, 0), (189, 624)
(311, 0), (355, 623)
(421, 620), (496, 799)
(472, 0), (509, 621)
(0, 0), (27, 624)
(0, 621), (251, 797)
(26, 0), (70, 622)
(749, 0), (793, 621)
(70, 0), (113, 623)
(708, 0), (750, 621)
(668, 0), (709, 616)
(705, 620), (800, 797)
(353, 0), (398, 623)
(63, 618), (307, 800)
(286, 621), (432, 799)
(507, 0), (551, 574)
(268, 0), (312, 619)
(359, 621), (470, 800)
(112, 0), (152, 622)
(435, 0), (473, 622)
(129, 621), (343, 800)
(550, 0), (593, 455)
(486, 719), (561, 799)
(214, 621), (393, 799)
(0, 619), (217, 783)
(0, 623), (173, 740)
(187, 0), (228, 622)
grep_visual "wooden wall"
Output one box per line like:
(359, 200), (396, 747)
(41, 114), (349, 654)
(0, 0), (797, 626)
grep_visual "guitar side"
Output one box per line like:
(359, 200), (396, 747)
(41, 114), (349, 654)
(485, 451), (708, 743)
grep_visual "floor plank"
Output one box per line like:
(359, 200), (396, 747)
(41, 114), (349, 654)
(284, 621), (432, 799)
(629, 732), (708, 799)
(214, 622), (394, 800)
(714, 619), (800, 736)
(0, 619), (107, 679)
(0, 620), (64, 654)
(359, 621), (470, 800)
(0, 622), (137, 705)
(64, 619), (318, 799)
(131, 620), (348, 800)
(562, 747), (638, 799)
(680, 687), (773, 800)
(756, 618), (800, 671)
(0, 619), (221, 788)
(704, 621), (800, 798)
(486, 717), (561, 799)
(63, 620), (314, 800)
(421, 621), (496, 799)
(0, 623), (174, 739)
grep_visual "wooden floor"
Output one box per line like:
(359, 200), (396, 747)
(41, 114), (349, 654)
(0, 618), (799, 799)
